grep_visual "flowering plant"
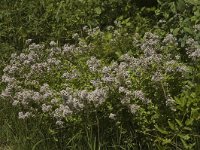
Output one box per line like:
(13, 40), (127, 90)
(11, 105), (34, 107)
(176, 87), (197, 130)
(1, 25), (200, 148)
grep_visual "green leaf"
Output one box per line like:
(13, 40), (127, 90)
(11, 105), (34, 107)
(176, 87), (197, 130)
(176, 0), (186, 12)
(175, 97), (186, 108)
(183, 27), (193, 34)
(173, 28), (180, 36)
(168, 120), (177, 131)
(162, 138), (172, 145)
(175, 119), (183, 127)
(49, 129), (57, 135)
(105, 32), (112, 41)
(185, 118), (194, 126)
(181, 138), (195, 149)
(155, 125), (169, 135)
(170, 2), (176, 13)
(94, 7), (102, 15)
(191, 108), (200, 120)
(183, 126), (192, 131)
(178, 133), (190, 140)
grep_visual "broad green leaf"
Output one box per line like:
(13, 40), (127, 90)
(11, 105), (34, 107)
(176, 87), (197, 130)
(105, 33), (112, 41)
(183, 27), (193, 34)
(168, 120), (177, 131)
(175, 97), (186, 108)
(176, 0), (186, 12)
(175, 119), (183, 127)
(183, 126), (192, 131)
(191, 108), (200, 120)
(185, 118), (194, 126)
(94, 7), (102, 15)
(162, 138), (172, 145)
(178, 133), (190, 140)
(173, 28), (180, 36)
(170, 2), (176, 13)
(155, 125), (169, 135)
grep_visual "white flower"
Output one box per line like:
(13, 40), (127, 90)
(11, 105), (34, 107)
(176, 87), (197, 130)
(53, 104), (72, 118)
(25, 39), (32, 45)
(109, 113), (116, 120)
(86, 56), (101, 72)
(151, 72), (163, 82)
(129, 104), (140, 114)
(87, 88), (108, 107)
(42, 104), (52, 112)
(18, 112), (31, 119)
(12, 100), (19, 106)
(133, 90), (145, 101)
(32, 92), (41, 102)
(50, 41), (57, 47)
(51, 98), (59, 104)
(119, 87), (126, 93)
(163, 34), (177, 45)
(56, 120), (64, 126)
(40, 83), (50, 93)
(72, 33), (79, 39)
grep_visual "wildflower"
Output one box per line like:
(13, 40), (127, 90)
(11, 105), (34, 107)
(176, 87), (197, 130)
(18, 112), (31, 119)
(166, 96), (176, 111)
(28, 43), (44, 51)
(109, 113), (116, 120)
(77, 90), (88, 100)
(189, 49), (200, 60)
(25, 39), (32, 45)
(72, 33), (79, 39)
(163, 34), (177, 45)
(87, 88), (108, 107)
(51, 98), (59, 104)
(119, 87), (126, 93)
(47, 58), (61, 66)
(121, 96), (131, 104)
(129, 104), (140, 114)
(56, 120), (64, 126)
(151, 72), (163, 82)
(86, 56), (101, 72)
(43, 91), (53, 99)
(32, 92), (42, 102)
(62, 44), (75, 54)
(133, 90), (145, 101)
(50, 41), (57, 47)
(53, 104), (72, 118)
(42, 104), (52, 112)
(83, 26), (88, 31)
(40, 83), (50, 93)
(193, 24), (200, 31)
(12, 100), (19, 106)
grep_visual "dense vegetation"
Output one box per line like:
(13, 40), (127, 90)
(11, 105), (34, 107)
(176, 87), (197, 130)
(0, 0), (200, 149)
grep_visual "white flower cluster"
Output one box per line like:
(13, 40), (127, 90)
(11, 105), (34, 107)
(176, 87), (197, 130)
(18, 112), (32, 119)
(86, 56), (101, 72)
(1, 29), (196, 124)
(185, 37), (200, 61)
